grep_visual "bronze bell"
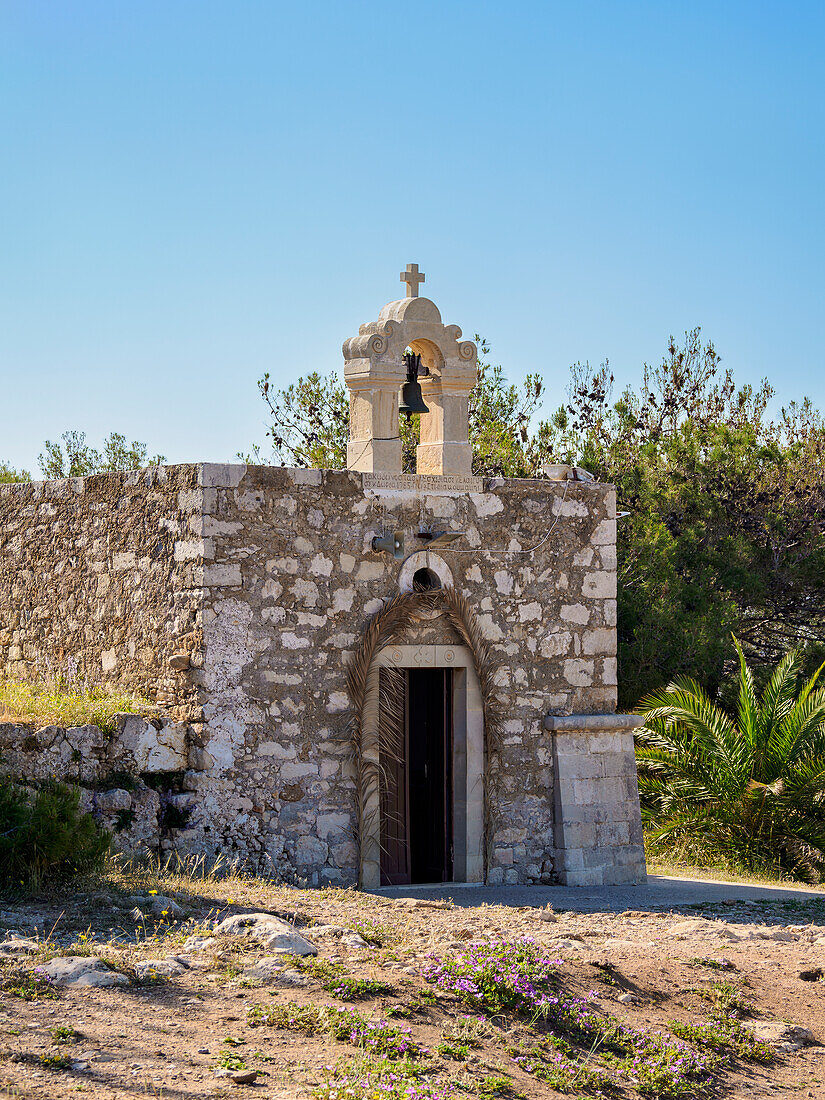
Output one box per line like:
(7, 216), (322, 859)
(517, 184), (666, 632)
(399, 352), (429, 418)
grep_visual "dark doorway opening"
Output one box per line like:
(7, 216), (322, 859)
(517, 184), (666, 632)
(409, 668), (453, 883)
(379, 667), (453, 885)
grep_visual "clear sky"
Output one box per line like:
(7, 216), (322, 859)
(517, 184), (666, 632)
(1, 1), (823, 474)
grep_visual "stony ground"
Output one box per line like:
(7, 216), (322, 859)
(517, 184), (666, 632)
(2, 870), (825, 1099)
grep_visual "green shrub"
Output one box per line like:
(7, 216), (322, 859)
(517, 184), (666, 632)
(637, 640), (825, 880)
(669, 1017), (774, 1063)
(0, 778), (110, 889)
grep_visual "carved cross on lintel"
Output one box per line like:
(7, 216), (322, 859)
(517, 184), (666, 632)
(400, 262), (425, 297)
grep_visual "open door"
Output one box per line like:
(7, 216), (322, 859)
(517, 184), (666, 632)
(379, 667), (453, 885)
(378, 668), (409, 885)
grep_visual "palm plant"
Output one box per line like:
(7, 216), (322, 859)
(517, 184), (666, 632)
(636, 640), (825, 880)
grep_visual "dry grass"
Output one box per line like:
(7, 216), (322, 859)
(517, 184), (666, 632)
(645, 839), (823, 890)
(0, 679), (154, 734)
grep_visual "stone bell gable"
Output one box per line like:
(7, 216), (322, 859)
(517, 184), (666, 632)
(0, 264), (646, 889)
(343, 267), (478, 476)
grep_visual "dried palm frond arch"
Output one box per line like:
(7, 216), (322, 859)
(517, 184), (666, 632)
(346, 586), (505, 887)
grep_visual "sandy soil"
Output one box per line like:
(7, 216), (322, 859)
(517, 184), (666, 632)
(2, 874), (825, 1099)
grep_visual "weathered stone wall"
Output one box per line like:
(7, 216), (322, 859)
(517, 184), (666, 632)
(180, 465), (617, 886)
(0, 463), (622, 886)
(0, 466), (204, 719)
(0, 715), (193, 858)
(548, 715), (646, 886)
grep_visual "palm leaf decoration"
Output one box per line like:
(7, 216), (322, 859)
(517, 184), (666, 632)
(636, 638), (825, 880)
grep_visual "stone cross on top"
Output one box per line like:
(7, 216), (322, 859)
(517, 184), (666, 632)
(342, 265), (478, 476)
(400, 263), (425, 297)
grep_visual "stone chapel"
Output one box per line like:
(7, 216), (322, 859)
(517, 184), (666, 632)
(0, 265), (646, 888)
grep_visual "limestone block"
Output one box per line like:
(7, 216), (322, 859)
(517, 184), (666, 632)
(174, 539), (213, 562)
(564, 659), (594, 687)
(553, 753), (602, 782)
(559, 823), (595, 848)
(117, 716), (188, 772)
(581, 571), (617, 599)
(202, 563), (242, 587)
(591, 518), (616, 545)
(295, 835), (328, 865)
(582, 629), (617, 656)
(595, 820), (631, 847)
(198, 463), (247, 488)
(316, 812), (350, 838)
(416, 440), (472, 476)
(188, 746), (214, 770)
(470, 493), (504, 518)
(288, 468), (323, 486)
(330, 839), (358, 867)
(518, 602), (542, 623)
(97, 788), (132, 813)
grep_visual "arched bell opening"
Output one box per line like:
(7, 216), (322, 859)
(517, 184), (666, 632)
(406, 337), (444, 378)
(398, 552), (454, 594)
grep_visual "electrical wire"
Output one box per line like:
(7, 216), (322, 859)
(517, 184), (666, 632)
(428, 479), (571, 555)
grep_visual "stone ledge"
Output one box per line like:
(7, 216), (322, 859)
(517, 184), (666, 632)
(544, 713), (643, 732)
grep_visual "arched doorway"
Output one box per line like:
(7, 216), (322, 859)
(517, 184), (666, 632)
(367, 644), (484, 887)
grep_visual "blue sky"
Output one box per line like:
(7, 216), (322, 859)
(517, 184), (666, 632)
(1, 1), (823, 473)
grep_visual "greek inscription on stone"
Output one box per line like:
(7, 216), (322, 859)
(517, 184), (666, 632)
(363, 473), (482, 494)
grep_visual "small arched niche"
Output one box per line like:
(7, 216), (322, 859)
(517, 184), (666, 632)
(398, 551), (454, 594)
(413, 566), (441, 591)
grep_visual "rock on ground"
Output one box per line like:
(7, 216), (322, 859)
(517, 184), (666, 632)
(0, 938), (39, 955)
(214, 912), (317, 956)
(134, 958), (186, 980)
(751, 1021), (815, 1050)
(148, 896), (182, 918)
(182, 935), (216, 952)
(38, 956), (129, 988)
(245, 957), (308, 984)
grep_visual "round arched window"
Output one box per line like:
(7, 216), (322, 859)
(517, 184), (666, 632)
(412, 567), (441, 591)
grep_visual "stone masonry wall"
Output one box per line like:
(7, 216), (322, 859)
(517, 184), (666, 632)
(0, 463), (619, 886)
(0, 714), (194, 858)
(182, 465), (617, 886)
(0, 466), (204, 720)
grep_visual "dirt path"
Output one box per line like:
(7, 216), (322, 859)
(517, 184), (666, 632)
(371, 873), (825, 913)
(2, 874), (825, 1098)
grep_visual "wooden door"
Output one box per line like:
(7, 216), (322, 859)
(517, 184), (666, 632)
(379, 667), (409, 885)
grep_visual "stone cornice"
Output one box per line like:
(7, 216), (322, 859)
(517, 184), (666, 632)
(543, 714), (643, 732)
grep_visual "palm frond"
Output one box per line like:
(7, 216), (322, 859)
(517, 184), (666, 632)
(756, 648), (802, 745)
(637, 644), (825, 882)
(733, 635), (759, 757)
